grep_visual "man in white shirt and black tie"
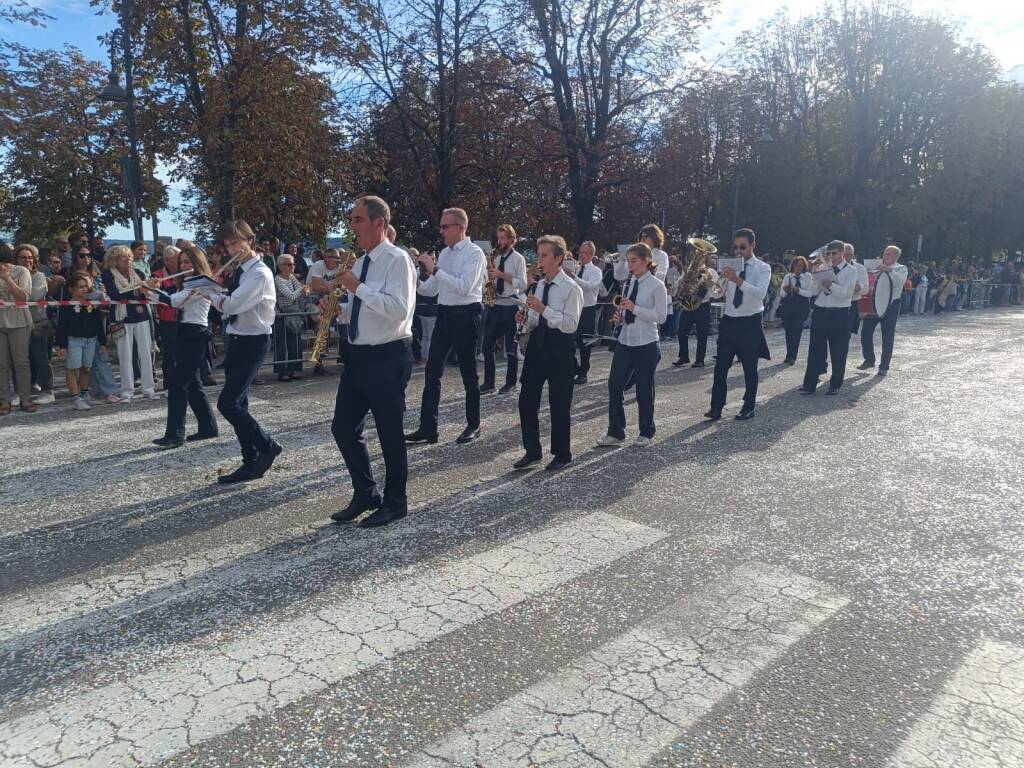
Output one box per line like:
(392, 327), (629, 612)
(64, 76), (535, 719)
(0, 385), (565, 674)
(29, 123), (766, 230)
(569, 240), (603, 385)
(514, 235), (583, 471)
(800, 239), (858, 395)
(705, 228), (772, 422)
(209, 220), (281, 483)
(328, 196), (417, 528)
(857, 245), (909, 377)
(481, 223), (527, 395)
(406, 207), (487, 445)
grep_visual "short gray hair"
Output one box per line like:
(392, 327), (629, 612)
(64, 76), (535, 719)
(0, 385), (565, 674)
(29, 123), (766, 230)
(844, 242), (855, 256)
(163, 245), (181, 259)
(579, 240), (596, 254)
(277, 254), (295, 267)
(442, 207), (468, 228)
(357, 195), (392, 225)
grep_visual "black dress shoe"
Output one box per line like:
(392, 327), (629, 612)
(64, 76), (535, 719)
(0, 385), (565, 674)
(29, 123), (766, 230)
(826, 386), (840, 395)
(404, 429), (438, 444)
(783, 358), (795, 365)
(186, 430), (219, 442)
(360, 505), (408, 528)
(251, 440), (283, 477)
(876, 368), (888, 377)
(152, 436), (177, 447)
(480, 384), (496, 394)
(157, 438), (185, 450)
(456, 426), (481, 444)
(735, 408), (755, 421)
(573, 376), (588, 385)
(703, 409), (722, 421)
(798, 386), (815, 394)
(498, 383), (517, 394)
(201, 377), (217, 386)
(857, 360), (875, 370)
(217, 464), (258, 484)
(690, 361), (705, 368)
(545, 457), (571, 471)
(513, 454), (542, 470)
(672, 359), (690, 367)
(331, 494), (383, 523)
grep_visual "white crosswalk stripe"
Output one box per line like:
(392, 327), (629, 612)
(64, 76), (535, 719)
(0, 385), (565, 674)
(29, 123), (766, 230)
(886, 639), (1024, 768)
(0, 513), (666, 768)
(404, 562), (848, 768)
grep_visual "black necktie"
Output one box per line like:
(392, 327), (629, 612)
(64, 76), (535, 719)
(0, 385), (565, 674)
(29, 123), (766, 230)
(496, 252), (508, 295)
(578, 265), (585, 278)
(347, 256), (373, 341)
(535, 280), (554, 349)
(733, 265), (747, 308)
(833, 265), (841, 275)
(624, 278), (639, 324)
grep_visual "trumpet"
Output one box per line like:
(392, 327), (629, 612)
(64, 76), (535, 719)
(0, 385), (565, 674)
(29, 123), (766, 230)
(309, 250), (357, 364)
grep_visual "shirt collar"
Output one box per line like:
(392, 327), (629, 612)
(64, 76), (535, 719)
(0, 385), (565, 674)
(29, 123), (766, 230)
(636, 270), (653, 284)
(366, 241), (392, 262)
(451, 237), (472, 253)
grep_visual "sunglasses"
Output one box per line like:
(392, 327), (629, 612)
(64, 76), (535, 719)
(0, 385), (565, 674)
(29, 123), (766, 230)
(77, 252), (92, 258)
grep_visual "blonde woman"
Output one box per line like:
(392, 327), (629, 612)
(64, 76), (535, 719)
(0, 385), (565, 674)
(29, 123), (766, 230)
(101, 244), (157, 402)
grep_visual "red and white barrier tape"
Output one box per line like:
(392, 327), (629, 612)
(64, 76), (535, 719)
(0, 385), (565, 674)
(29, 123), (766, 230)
(0, 299), (155, 308)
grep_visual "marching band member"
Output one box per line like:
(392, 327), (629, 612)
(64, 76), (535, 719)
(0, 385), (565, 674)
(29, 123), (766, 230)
(328, 196), (417, 528)
(845, 242), (868, 336)
(597, 242), (668, 447)
(857, 245), (908, 377)
(614, 224), (670, 286)
(513, 235), (583, 471)
(780, 255), (815, 364)
(406, 207), (487, 445)
(150, 246), (219, 449)
(209, 220), (281, 483)
(800, 239), (858, 395)
(570, 240), (603, 385)
(704, 228), (771, 421)
(673, 248), (719, 368)
(480, 224), (527, 394)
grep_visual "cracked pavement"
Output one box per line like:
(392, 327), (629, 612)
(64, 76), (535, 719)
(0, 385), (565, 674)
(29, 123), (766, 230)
(1, 307), (1023, 767)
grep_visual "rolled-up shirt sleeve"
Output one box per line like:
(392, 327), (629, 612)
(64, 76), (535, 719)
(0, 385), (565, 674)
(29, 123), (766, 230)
(433, 248), (485, 298)
(739, 262), (770, 302)
(540, 283), (582, 334)
(215, 266), (269, 315)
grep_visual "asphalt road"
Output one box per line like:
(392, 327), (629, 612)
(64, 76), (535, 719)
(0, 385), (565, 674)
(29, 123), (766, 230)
(1, 307), (1023, 768)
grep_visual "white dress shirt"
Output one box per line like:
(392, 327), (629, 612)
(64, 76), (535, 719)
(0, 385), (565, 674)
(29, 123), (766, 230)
(722, 254), (771, 318)
(572, 262), (603, 307)
(617, 270), (669, 347)
(417, 237), (486, 305)
(699, 267), (721, 304)
(338, 240), (416, 345)
(880, 263), (909, 304)
(783, 272), (817, 298)
(491, 248), (528, 307)
(170, 288), (212, 326)
(521, 269), (583, 336)
(813, 262), (858, 308)
(214, 257), (276, 335)
(851, 261), (869, 299)
(613, 248), (670, 286)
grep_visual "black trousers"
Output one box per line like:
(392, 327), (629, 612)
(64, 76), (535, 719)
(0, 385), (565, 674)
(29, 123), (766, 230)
(419, 304), (482, 435)
(860, 303), (900, 370)
(158, 321), (178, 390)
(332, 339), (413, 509)
(849, 303), (861, 335)
(165, 324), (217, 441)
(782, 296), (810, 361)
(273, 316), (303, 374)
(677, 303), (711, 363)
(608, 341), (660, 439)
(574, 305), (598, 377)
(710, 314), (764, 411)
(482, 303), (519, 388)
(803, 306), (851, 391)
(519, 330), (575, 461)
(217, 334), (273, 462)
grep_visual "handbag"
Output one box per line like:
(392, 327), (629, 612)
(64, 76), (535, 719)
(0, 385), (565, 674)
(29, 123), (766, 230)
(107, 320), (126, 343)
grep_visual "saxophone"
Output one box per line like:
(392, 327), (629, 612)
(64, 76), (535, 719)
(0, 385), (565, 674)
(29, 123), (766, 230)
(309, 249), (357, 364)
(673, 237), (717, 311)
(484, 250), (497, 306)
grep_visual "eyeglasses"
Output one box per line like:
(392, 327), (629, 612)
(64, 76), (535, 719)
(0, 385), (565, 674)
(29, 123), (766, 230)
(440, 223), (457, 230)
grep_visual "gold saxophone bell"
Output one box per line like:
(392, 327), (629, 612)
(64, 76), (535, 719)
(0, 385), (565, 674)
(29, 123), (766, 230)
(309, 250), (357, 365)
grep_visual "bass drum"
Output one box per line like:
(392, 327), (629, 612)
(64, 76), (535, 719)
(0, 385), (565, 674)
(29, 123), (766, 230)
(858, 270), (896, 319)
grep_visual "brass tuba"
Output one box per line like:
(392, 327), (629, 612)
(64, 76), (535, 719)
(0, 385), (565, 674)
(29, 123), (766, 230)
(309, 249), (357, 364)
(673, 237), (717, 311)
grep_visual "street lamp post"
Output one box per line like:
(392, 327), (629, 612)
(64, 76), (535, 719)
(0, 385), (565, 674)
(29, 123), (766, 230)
(99, 0), (144, 243)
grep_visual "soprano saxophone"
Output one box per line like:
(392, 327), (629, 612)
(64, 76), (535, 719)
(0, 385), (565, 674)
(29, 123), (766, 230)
(309, 250), (357, 364)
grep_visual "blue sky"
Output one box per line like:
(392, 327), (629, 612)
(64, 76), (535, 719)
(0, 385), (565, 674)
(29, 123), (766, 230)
(9, 0), (1024, 240)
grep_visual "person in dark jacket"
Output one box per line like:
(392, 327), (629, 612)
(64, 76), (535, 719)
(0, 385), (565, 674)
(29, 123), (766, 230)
(56, 273), (107, 411)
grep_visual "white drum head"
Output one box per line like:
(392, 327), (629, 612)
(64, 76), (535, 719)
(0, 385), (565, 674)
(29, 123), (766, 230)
(873, 270), (895, 317)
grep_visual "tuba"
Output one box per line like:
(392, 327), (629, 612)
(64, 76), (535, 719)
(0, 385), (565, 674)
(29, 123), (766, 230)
(309, 249), (357, 364)
(673, 237), (717, 311)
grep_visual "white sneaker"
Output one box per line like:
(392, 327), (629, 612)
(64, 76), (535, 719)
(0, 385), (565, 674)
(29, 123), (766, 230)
(10, 395), (20, 407)
(596, 434), (625, 447)
(32, 383), (41, 393)
(72, 396), (91, 411)
(120, 394), (133, 404)
(633, 435), (653, 448)
(32, 391), (55, 405)
(82, 391), (94, 405)
(144, 390), (159, 401)
(106, 393), (124, 404)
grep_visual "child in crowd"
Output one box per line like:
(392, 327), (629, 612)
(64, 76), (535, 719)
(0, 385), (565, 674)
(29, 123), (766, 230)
(55, 273), (107, 411)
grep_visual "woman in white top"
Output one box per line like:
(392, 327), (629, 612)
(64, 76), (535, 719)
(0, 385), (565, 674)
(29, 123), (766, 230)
(780, 256), (816, 364)
(148, 246), (219, 448)
(597, 242), (668, 448)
